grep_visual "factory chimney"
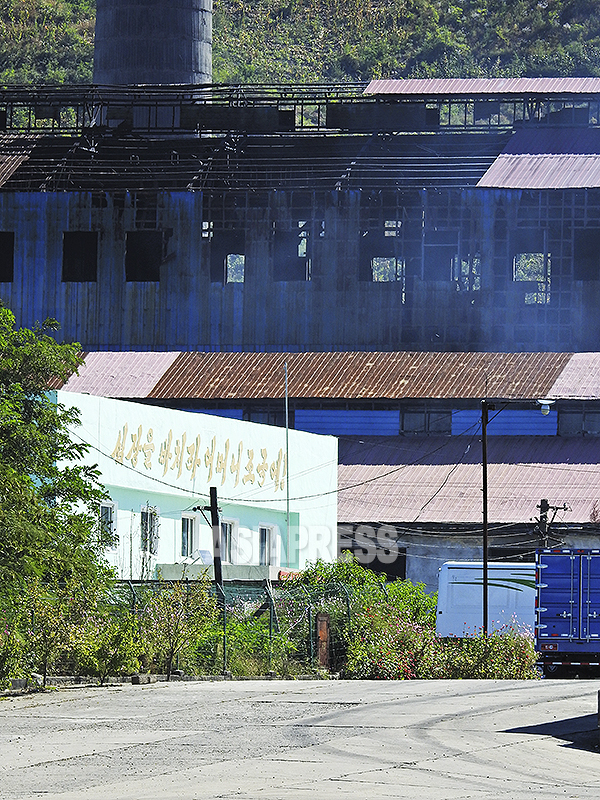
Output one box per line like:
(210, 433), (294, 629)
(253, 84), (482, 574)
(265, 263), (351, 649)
(93, 0), (212, 85)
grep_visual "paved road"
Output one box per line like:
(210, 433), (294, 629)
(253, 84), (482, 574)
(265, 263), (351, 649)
(0, 679), (598, 799)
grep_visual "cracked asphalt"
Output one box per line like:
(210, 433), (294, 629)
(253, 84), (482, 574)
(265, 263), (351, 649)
(0, 679), (598, 799)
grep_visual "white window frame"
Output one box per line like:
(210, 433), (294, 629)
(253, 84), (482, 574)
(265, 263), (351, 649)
(99, 501), (117, 550)
(181, 515), (196, 558)
(220, 519), (238, 564)
(141, 505), (160, 555)
(258, 524), (279, 567)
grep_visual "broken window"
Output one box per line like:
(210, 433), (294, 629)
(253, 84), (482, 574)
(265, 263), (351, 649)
(0, 231), (14, 282)
(125, 230), (164, 281)
(371, 257), (406, 300)
(511, 229), (550, 303)
(208, 229), (246, 283)
(453, 254), (481, 291)
(574, 228), (600, 281)
(273, 221), (311, 281)
(62, 231), (98, 282)
(226, 254), (245, 283)
(513, 251), (551, 304)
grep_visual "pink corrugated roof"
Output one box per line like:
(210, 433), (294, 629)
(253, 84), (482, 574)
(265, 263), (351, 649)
(478, 128), (600, 189)
(60, 351), (180, 397)
(338, 436), (600, 523)
(365, 78), (600, 96)
(478, 154), (600, 189)
(547, 353), (600, 400)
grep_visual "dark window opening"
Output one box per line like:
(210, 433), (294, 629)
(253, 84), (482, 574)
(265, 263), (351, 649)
(559, 409), (600, 436)
(182, 516), (195, 557)
(99, 502), (115, 548)
(221, 521), (233, 563)
(125, 230), (164, 282)
(343, 527), (406, 580)
(273, 222), (311, 281)
(488, 547), (535, 562)
(62, 231), (98, 282)
(245, 407), (288, 427)
(371, 257), (406, 301)
(209, 230), (246, 283)
(259, 526), (272, 566)
(0, 231), (14, 282)
(574, 228), (600, 281)
(141, 507), (159, 554)
(401, 407), (451, 435)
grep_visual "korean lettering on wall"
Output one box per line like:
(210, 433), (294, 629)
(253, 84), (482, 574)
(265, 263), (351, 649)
(111, 423), (286, 492)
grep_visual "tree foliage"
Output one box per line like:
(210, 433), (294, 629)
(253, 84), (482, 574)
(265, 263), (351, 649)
(3, 0), (600, 85)
(0, 305), (110, 597)
(0, 0), (94, 84)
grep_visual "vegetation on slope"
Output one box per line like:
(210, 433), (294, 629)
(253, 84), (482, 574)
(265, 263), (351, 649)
(1, 0), (600, 85)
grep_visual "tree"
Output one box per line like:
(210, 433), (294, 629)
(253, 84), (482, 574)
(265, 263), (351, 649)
(141, 578), (215, 680)
(0, 306), (112, 598)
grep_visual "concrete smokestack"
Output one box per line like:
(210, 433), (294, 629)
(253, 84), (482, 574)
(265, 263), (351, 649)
(93, 0), (212, 85)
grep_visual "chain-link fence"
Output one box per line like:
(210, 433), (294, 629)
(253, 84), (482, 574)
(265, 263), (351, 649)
(117, 578), (391, 678)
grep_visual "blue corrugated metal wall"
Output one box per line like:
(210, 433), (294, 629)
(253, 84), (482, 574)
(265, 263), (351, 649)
(294, 409), (400, 435)
(452, 408), (558, 436)
(187, 409), (244, 420)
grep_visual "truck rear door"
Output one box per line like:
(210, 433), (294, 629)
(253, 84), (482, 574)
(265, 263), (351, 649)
(537, 551), (579, 640)
(581, 552), (600, 641)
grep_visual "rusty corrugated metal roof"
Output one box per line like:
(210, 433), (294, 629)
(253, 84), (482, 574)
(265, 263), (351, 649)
(365, 77), (600, 97)
(0, 134), (40, 187)
(338, 435), (600, 523)
(150, 351), (571, 400)
(59, 350), (572, 400)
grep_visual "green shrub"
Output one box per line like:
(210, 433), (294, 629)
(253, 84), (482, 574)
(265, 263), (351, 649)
(139, 578), (216, 679)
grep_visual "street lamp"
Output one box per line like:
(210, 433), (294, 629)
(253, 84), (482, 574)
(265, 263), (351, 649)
(537, 398), (555, 416)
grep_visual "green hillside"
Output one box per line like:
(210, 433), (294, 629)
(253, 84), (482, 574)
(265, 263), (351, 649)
(1, 0), (600, 85)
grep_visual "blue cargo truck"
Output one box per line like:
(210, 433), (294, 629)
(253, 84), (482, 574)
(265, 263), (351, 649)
(536, 548), (600, 676)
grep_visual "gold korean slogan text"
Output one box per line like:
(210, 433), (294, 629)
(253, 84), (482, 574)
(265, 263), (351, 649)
(111, 423), (286, 491)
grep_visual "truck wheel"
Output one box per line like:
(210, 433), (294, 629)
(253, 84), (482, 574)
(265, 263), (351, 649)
(543, 663), (563, 678)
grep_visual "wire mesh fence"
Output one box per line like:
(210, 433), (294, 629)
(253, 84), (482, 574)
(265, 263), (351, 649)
(115, 577), (390, 678)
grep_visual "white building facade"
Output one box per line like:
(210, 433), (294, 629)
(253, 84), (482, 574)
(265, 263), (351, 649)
(56, 391), (338, 580)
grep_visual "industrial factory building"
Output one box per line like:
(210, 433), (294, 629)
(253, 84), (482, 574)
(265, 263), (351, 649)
(3, 67), (600, 351)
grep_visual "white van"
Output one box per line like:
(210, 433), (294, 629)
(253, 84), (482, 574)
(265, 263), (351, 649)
(436, 561), (536, 637)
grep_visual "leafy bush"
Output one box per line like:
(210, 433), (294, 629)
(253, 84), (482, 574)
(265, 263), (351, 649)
(345, 601), (538, 680)
(139, 578), (216, 679)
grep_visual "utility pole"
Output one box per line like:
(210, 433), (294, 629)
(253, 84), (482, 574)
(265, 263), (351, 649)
(537, 498), (569, 547)
(207, 486), (224, 590)
(481, 399), (495, 637)
(538, 498), (550, 547)
(208, 487), (227, 674)
(193, 488), (227, 674)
